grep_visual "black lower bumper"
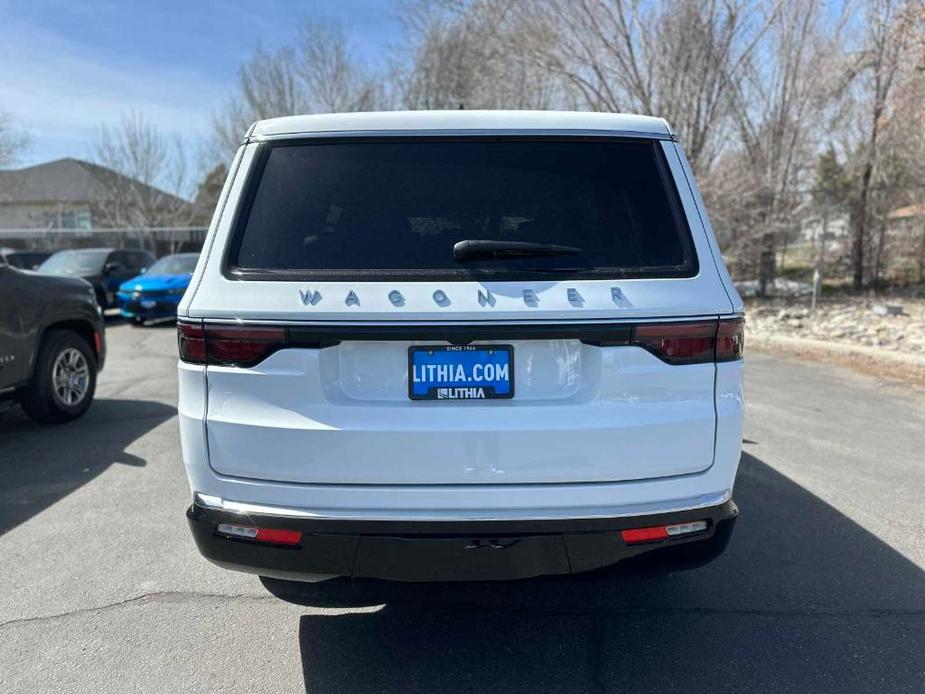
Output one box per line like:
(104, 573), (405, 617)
(187, 500), (738, 583)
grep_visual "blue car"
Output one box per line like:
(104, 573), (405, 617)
(117, 253), (199, 324)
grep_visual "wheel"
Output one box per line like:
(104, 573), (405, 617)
(131, 316), (145, 327)
(19, 330), (97, 423)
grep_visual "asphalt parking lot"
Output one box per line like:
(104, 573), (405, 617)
(1, 320), (923, 693)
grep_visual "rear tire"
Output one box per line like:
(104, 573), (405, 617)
(19, 330), (97, 423)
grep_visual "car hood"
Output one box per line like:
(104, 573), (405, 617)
(22, 270), (94, 291)
(120, 274), (192, 292)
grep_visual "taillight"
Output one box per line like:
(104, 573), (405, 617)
(206, 325), (287, 367)
(631, 318), (744, 365)
(177, 321), (287, 367)
(178, 322), (206, 364)
(716, 317), (745, 361)
(633, 321), (716, 365)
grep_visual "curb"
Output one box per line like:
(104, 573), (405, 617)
(749, 334), (925, 371)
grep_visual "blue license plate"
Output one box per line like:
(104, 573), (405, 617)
(409, 345), (514, 400)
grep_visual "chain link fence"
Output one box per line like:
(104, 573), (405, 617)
(0, 227), (208, 259)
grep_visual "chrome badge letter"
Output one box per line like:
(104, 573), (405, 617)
(299, 289), (322, 306)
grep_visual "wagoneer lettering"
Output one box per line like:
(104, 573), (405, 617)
(178, 110), (744, 593)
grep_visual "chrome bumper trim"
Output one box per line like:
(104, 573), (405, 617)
(193, 489), (731, 523)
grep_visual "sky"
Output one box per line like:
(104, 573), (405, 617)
(0, 0), (402, 167)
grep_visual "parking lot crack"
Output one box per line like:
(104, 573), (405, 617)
(0, 591), (278, 629)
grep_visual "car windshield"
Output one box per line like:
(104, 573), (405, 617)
(146, 255), (199, 275)
(5, 252), (48, 270)
(230, 138), (696, 280)
(38, 250), (110, 276)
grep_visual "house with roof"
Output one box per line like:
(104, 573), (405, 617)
(0, 158), (192, 229)
(887, 202), (925, 282)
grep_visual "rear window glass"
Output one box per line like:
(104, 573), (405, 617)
(229, 138), (696, 280)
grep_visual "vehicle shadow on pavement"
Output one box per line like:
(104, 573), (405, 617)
(0, 398), (175, 536)
(295, 452), (925, 694)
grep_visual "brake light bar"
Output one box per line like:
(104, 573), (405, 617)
(177, 317), (744, 367)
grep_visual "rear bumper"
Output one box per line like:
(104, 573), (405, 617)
(117, 294), (181, 319)
(187, 499), (738, 582)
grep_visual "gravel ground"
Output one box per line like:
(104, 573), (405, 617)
(746, 296), (925, 354)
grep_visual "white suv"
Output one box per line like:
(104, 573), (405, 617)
(178, 111), (744, 592)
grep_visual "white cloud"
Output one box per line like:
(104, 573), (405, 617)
(0, 16), (228, 165)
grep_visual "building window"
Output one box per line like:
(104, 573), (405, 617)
(42, 209), (92, 229)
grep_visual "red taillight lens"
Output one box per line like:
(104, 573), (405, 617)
(178, 322), (206, 364)
(633, 321), (717, 364)
(177, 322), (287, 367)
(205, 325), (287, 367)
(716, 317), (745, 361)
(632, 318), (744, 364)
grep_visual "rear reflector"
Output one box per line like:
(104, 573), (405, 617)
(216, 523), (302, 546)
(621, 520), (708, 544)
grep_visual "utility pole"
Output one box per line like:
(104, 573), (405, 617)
(812, 206), (828, 313)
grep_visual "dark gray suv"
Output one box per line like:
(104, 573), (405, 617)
(0, 254), (106, 422)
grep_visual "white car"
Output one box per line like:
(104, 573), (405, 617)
(178, 111), (744, 594)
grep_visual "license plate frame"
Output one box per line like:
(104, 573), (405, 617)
(408, 345), (515, 401)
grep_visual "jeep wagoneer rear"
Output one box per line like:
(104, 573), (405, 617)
(178, 111), (744, 586)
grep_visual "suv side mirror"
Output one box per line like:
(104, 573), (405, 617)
(103, 261), (123, 275)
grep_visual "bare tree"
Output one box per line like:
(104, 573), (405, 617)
(846, 0), (922, 289)
(0, 111), (29, 168)
(89, 112), (194, 237)
(212, 18), (384, 156)
(721, 0), (847, 294)
(296, 19), (382, 112)
(517, 0), (769, 173)
(396, 0), (559, 110)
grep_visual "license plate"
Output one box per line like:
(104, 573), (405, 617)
(409, 345), (514, 400)
(141, 300), (157, 309)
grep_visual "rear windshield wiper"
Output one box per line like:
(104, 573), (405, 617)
(453, 240), (583, 262)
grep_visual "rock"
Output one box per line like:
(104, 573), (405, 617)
(872, 304), (904, 316)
